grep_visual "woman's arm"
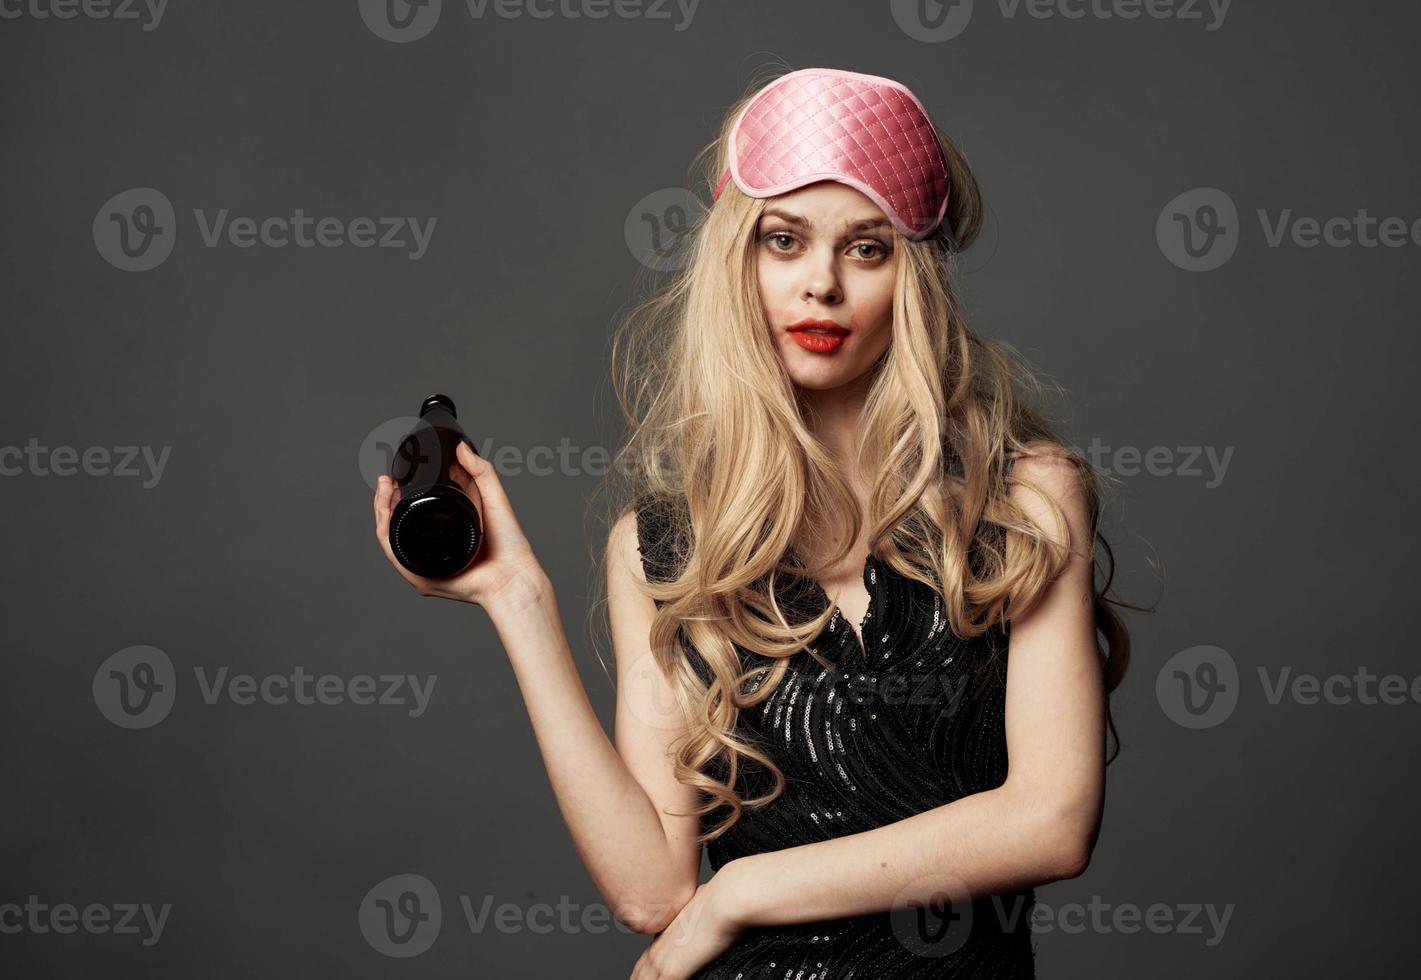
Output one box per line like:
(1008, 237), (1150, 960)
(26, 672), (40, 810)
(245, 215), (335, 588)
(482, 510), (703, 935)
(373, 446), (701, 936)
(708, 452), (1106, 929)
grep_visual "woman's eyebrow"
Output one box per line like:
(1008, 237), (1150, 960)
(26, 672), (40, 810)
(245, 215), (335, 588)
(760, 209), (891, 233)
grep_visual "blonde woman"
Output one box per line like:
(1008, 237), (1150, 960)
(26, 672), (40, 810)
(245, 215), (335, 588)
(374, 66), (1130, 979)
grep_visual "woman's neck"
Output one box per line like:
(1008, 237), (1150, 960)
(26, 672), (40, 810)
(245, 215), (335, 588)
(796, 374), (875, 564)
(797, 372), (872, 472)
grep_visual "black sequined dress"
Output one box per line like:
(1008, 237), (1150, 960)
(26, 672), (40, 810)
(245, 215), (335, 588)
(634, 494), (1036, 979)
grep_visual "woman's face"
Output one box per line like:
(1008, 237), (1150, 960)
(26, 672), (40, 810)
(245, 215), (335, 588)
(756, 181), (898, 391)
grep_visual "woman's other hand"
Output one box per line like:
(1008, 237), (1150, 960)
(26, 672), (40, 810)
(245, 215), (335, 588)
(629, 873), (745, 980)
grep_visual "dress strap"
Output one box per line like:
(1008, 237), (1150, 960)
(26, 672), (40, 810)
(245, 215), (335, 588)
(632, 492), (692, 589)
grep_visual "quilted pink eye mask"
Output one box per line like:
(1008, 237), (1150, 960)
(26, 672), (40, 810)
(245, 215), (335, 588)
(712, 67), (952, 242)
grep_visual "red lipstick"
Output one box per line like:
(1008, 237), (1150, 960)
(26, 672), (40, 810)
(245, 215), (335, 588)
(786, 318), (850, 354)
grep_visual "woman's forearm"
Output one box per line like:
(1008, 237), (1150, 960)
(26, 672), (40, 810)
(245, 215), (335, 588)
(717, 783), (1089, 930)
(482, 573), (698, 932)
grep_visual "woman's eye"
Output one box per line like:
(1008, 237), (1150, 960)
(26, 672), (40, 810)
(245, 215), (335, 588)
(760, 233), (888, 260)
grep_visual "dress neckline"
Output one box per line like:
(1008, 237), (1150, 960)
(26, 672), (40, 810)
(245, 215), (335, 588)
(790, 552), (879, 659)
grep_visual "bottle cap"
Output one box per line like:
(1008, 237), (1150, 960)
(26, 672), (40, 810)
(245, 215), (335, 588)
(419, 393), (458, 418)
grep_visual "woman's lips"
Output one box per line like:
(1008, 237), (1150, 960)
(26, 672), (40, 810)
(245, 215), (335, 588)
(787, 320), (850, 354)
(789, 330), (846, 353)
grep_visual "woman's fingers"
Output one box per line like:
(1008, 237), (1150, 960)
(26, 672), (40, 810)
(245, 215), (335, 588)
(447, 458), (476, 497)
(457, 441), (532, 545)
(457, 441), (512, 515)
(372, 481), (400, 563)
(373, 474), (392, 537)
(372, 477), (425, 589)
(373, 475), (403, 542)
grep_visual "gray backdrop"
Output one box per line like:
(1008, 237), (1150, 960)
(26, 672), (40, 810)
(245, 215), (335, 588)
(3, 0), (1416, 976)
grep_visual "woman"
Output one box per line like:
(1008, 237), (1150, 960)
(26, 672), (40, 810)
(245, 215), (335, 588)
(373, 66), (1130, 979)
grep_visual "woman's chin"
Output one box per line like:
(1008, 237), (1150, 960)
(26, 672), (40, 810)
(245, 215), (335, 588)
(784, 358), (870, 392)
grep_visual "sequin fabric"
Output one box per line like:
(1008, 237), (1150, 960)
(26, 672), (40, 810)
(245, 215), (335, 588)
(633, 494), (1036, 979)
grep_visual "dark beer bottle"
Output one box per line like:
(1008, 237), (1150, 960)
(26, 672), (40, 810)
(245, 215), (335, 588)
(388, 394), (485, 579)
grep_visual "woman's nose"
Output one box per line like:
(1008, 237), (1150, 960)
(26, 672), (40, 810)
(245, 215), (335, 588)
(801, 253), (842, 304)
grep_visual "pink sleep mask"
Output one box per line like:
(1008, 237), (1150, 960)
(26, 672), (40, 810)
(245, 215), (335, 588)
(712, 68), (952, 242)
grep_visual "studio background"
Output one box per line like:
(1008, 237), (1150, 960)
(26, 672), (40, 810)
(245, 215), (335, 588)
(2, 1), (1416, 976)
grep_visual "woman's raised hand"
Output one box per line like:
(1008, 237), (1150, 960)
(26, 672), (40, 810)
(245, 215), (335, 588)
(373, 440), (547, 610)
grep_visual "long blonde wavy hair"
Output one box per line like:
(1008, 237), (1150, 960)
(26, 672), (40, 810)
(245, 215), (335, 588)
(589, 67), (1136, 845)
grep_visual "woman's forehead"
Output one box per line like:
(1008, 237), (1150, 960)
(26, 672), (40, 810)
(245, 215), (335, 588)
(759, 186), (891, 233)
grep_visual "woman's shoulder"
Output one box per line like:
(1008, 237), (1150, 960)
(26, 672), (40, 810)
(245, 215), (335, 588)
(1004, 439), (1080, 483)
